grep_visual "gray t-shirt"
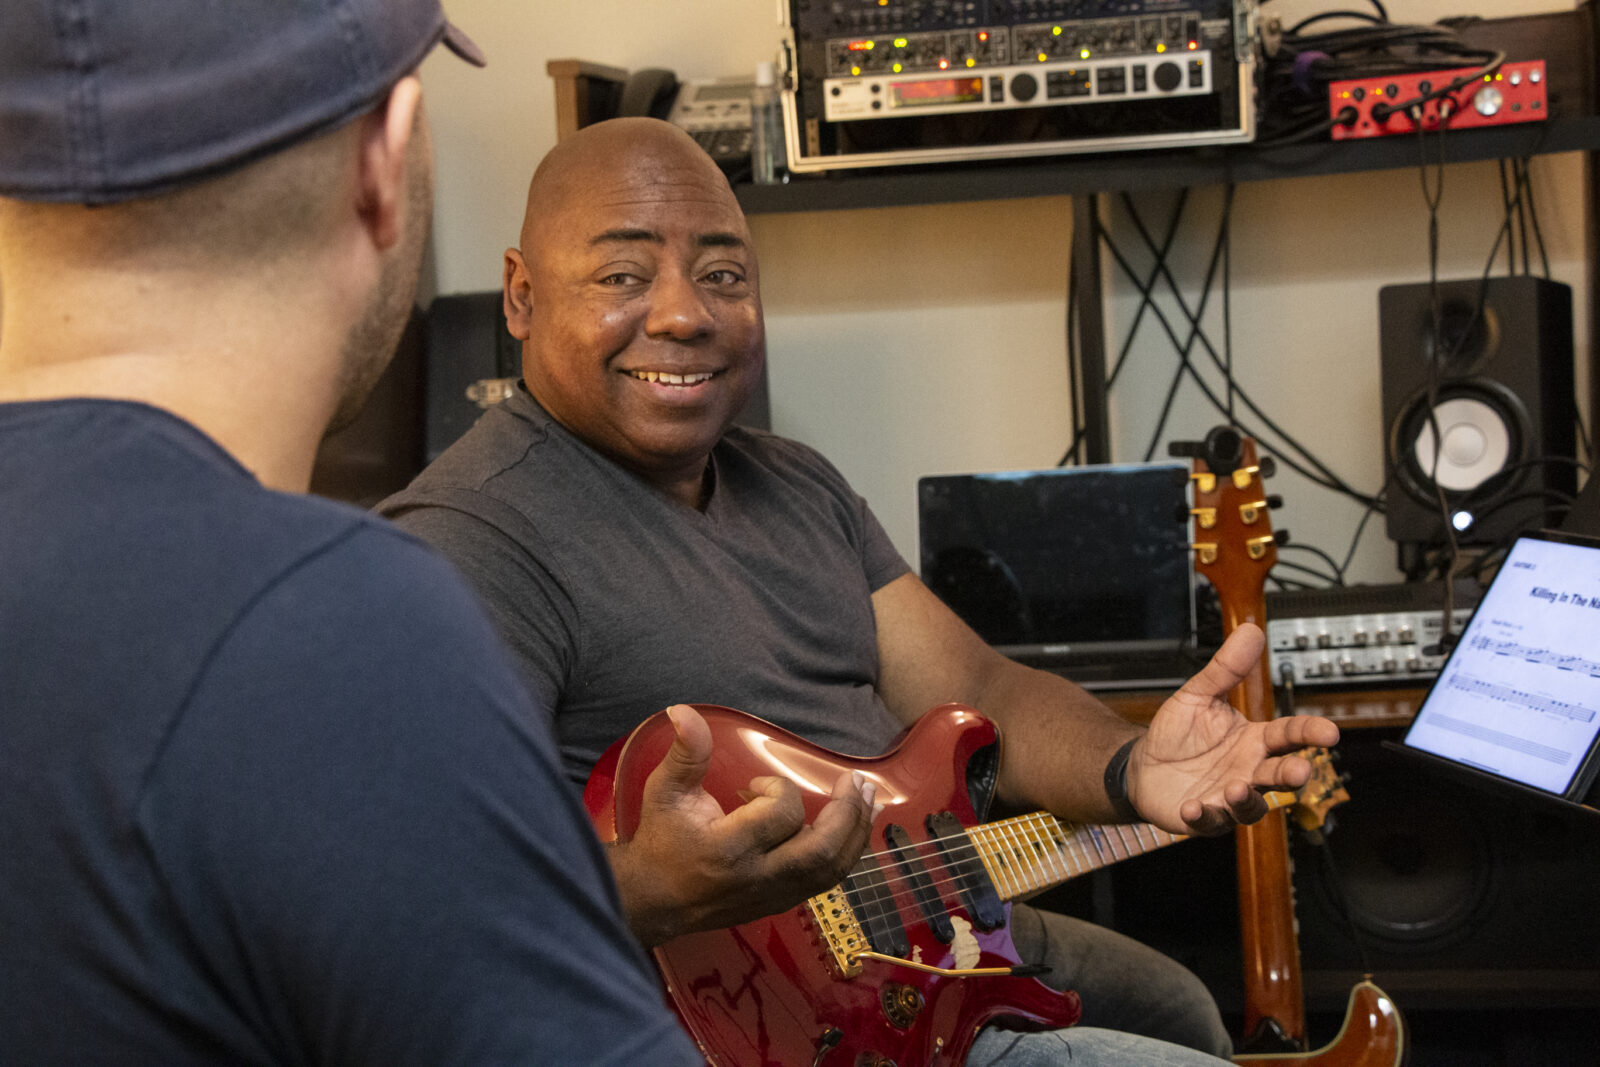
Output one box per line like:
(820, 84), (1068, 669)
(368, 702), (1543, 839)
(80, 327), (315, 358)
(378, 387), (911, 784)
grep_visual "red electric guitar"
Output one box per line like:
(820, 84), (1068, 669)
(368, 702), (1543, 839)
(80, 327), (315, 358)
(1177, 425), (1407, 1067)
(586, 700), (1347, 1067)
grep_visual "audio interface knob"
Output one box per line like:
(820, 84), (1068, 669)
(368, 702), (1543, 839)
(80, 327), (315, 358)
(1473, 84), (1503, 117)
(1153, 61), (1182, 92)
(1010, 72), (1038, 102)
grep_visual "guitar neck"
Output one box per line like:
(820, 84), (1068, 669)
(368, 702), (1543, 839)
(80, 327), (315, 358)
(967, 786), (1302, 902)
(967, 814), (1184, 901)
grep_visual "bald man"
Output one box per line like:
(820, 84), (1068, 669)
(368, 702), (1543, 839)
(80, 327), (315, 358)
(381, 117), (1341, 1066)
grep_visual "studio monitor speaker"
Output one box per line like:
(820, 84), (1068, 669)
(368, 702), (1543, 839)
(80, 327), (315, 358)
(1379, 277), (1577, 548)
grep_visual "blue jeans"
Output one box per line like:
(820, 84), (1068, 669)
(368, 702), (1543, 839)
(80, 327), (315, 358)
(966, 904), (1233, 1065)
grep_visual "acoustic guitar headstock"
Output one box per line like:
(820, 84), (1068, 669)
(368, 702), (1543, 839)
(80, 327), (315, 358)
(1170, 426), (1286, 630)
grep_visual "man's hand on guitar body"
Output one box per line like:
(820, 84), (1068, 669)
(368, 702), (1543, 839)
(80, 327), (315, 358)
(1126, 624), (1342, 836)
(607, 703), (878, 948)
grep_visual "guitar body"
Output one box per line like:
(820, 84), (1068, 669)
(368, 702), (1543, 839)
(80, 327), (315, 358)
(585, 703), (1080, 1067)
(1233, 981), (1407, 1067)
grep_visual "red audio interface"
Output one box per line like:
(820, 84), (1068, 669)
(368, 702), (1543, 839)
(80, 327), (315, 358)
(1328, 60), (1548, 140)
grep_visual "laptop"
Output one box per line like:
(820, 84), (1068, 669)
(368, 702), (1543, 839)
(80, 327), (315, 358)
(1389, 528), (1600, 817)
(916, 462), (1202, 691)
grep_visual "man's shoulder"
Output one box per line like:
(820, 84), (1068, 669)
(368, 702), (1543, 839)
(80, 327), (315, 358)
(719, 423), (859, 495)
(376, 391), (553, 516)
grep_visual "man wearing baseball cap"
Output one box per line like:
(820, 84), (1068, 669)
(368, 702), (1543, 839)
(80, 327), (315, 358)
(0, 3), (701, 1063)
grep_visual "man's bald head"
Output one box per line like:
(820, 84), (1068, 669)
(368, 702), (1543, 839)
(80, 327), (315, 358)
(518, 118), (748, 254)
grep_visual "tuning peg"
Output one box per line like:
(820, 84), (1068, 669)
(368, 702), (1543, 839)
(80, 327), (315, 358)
(1259, 456), (1277, 478)
(1266, 494), (1284, 510)
(1274, 529), (1291, 546)
(1173, 503), (1192, 524)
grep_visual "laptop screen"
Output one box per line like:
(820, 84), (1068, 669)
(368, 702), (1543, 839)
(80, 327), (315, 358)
(916, 463), (1195, 666)
(1401, 530), (1600, 803)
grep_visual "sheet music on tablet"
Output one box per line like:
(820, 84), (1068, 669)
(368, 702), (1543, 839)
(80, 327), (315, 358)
(1400, 530), (1600, 807)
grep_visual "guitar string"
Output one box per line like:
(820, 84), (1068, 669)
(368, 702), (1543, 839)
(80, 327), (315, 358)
(834, 780), (1307, 926)
(837, 821), (1183, 932)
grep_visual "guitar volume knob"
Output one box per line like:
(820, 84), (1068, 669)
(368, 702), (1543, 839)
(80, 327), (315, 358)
(881, 983), (924, 1029)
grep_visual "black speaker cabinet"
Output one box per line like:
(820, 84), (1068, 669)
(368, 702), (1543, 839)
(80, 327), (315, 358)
(1379, 277), (1577, 549)
(1291, 732), (1600, 1011)
(1044, 729), (1600, 1021)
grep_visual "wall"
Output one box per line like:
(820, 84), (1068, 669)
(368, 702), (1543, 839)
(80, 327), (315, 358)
(422, 0), (1590, 586)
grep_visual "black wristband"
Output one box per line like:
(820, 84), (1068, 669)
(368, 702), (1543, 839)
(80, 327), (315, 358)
(1103, 737), (1141, 822)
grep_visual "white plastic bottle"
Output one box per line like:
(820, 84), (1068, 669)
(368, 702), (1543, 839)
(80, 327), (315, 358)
(750, 61), (786, 184)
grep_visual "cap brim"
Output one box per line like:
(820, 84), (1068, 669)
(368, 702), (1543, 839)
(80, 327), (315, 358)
(441, 21), (486, 67)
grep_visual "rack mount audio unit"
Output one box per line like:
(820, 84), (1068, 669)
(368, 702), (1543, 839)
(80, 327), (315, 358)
(779, 0), (1259, 172)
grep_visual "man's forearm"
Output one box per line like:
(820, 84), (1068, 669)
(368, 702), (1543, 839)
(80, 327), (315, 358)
(975, 660), (1145, 820)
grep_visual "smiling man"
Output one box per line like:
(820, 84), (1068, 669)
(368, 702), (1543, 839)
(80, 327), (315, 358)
(505, 124), (767, 507)
(379, 116), (1340, 1066)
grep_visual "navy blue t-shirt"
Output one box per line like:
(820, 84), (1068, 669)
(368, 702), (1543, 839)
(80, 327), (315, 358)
(0, 400), (699, 1065)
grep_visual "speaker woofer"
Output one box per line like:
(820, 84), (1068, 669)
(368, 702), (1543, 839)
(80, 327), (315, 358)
(1389, 381), (1530, 535)
(1379, 277), (1575, 548)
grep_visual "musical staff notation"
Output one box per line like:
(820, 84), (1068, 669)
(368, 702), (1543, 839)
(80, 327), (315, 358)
(1468, 635), (1600, 678)
(1445, 671), (1598, 724)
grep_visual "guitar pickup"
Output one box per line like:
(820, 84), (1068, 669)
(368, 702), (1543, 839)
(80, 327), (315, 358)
(884, 824), (955, 944)
(927, 811), (1005, 931)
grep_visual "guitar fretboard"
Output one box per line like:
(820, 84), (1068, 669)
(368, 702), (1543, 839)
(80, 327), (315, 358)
(966, 813), (1185, 901)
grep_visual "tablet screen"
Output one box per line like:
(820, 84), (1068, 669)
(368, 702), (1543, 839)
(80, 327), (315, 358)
(1402, 531), (1600, 801)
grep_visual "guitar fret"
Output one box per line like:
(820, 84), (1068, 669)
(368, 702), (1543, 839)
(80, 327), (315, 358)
(1043, 816), (1081, 879)
(1085, 825), (1112, 867)
(1031, 813), (1069, 884)
(999, 820), (1040, 896)
(1017, 819), (1043, 895)
(1063, 825), (1094, 873)
(1111, 824), (1135, 860)
(974, 825), (1021, 898)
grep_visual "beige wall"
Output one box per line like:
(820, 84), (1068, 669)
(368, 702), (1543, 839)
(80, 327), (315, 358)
(423, 0), (1590, 585)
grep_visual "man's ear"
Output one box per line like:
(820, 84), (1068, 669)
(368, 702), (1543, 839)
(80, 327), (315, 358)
(503, 247), (534, 341)
(354, 75), (424, 251)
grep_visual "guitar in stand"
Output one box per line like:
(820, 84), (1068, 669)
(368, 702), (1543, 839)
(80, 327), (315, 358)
(586, 700), (1348, 1067)
(1175, 425), (1408, 1067)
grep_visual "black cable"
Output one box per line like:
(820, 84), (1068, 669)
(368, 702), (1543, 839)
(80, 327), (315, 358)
(1099, 225), (1376, 507)
(1223, 182), (1235, 425)
(1063, 243), (1081, 466)
(1119, 186), (1234, 460)
(1255, 6), (1503, 147)
(1274, 550), (1343, 588)
(1109, 189), (1192, 394)
(1515, 158), (1551, 279)
(1280, 541), (1346, 585)
(1315, 835), (1375, 977)
(1496, 160), (1518, 276)
(1338, 490), (1385, 578)
(1112, 197), (1380, 507)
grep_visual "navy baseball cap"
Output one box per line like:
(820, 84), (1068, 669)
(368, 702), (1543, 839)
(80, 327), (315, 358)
(0, 0), (485, 204)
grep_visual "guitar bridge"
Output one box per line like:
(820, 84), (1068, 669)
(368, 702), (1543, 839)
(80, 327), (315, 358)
(806, 886), (869, 978)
